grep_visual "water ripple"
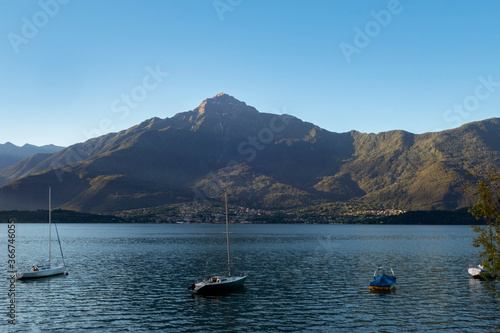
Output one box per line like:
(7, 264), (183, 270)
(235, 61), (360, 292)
(1, 224), (498, 332)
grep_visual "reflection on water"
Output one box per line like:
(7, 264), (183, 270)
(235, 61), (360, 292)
(1, 224), (499, 332)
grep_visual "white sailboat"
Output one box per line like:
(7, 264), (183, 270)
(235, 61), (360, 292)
(468, 264), (491, 279)
(188, 192), (247, 294)
(15, 186), (67, 280)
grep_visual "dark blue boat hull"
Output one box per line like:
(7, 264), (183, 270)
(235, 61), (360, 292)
(370, 273), (396, 291)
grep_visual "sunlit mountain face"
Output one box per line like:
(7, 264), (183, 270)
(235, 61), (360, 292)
(0, 94), (499, 214)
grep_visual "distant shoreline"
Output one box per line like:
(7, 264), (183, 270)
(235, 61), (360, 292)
(0, 208), (484, 225)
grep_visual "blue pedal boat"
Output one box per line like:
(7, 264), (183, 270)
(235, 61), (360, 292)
(370, 266), (396, 292)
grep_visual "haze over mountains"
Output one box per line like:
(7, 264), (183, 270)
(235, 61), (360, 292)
(0, 142), (64, 169)
(0, 93), (499, 214)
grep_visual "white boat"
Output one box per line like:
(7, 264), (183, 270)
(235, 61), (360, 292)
(16, 186), (67, 280)
(468, 265), (490, 279)
(15, 265), (66, 279)
(189, 192), (247, 295)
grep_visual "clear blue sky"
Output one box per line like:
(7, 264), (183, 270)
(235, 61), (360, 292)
(1, 0), (499, 147)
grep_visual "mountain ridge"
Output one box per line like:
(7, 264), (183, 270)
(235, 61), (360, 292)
(0, 142), (64, 170)
(0, 93), (499, 214)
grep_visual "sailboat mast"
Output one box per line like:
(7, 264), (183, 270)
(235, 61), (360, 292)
(55, 223), (65, 267)
(225, 191), (231, 277)
(48, 186), (52, 267)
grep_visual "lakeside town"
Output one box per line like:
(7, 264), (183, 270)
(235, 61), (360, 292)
(116, 204), (407, 224)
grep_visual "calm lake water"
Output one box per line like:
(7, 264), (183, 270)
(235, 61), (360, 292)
(1, 223), (499, 332)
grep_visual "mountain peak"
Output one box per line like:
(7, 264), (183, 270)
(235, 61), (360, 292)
(2, 142), (17, 148)
(213, 92), (227, 98)
(207, 92), (240, 104)
(194, 93), (259, 117)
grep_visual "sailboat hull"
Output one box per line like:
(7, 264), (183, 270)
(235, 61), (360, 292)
(16, 266), (66, 280)
(192, 276), (247, 295)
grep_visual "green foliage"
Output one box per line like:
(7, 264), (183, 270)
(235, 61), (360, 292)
(468, 171), (500, 279)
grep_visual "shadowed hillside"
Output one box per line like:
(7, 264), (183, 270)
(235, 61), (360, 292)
(0, 143), (64, 170)
(0, 93), (498, 214)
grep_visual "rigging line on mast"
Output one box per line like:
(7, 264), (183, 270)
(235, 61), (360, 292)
(54, 222), (65, 266)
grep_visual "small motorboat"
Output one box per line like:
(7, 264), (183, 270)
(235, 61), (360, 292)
(468, 265), (491, 279)
(370, 266), (396, 292)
